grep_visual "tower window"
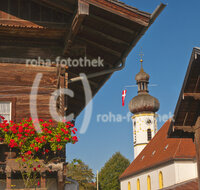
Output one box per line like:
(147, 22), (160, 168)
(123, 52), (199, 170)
(134, 132), (136, 144)
(147, 129), (152, 141)
(138, 83), (141, 91)
(146, 119), (152, 125)
(159, 171), (163, 189)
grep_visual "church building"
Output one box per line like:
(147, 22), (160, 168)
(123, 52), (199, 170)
(120, 59), (198, 190)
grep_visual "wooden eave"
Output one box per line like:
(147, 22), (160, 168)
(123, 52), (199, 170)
(168, 47), (200, 138)
(82, 0), (150, 26)
(0, 0), (164, 117)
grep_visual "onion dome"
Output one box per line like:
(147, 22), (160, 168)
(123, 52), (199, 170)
(129, 59), (160, 114)
(129, 93), (159, 114)
(135, 62), (150, 82)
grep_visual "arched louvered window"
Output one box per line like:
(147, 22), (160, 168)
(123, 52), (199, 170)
(128, 182), (131, 190)
(147, 129), (152, 141)
(159, 171), (163, 189)
(137, 179), (140, 190)
(147, 175), (151, 190)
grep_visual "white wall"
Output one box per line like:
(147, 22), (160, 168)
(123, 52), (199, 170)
(174, 160), (197, 184)
(121, 163), (176, 190)
(132, 113), (157, 159)
(120, 160), (197, 190)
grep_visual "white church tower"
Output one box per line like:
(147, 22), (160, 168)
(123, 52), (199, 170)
(128, 59), (160, 159)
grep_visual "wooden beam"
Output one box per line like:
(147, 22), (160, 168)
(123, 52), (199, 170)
(33, 0), (74, 14)
(174, 125), (195, 133)
(0, 45), (63, 60)
(0, 62), (57, 72)
(80, 47), (115, 67)
(183, 112), (189, 126)
(85, 0), (149, 26)
(195, 76), (200, 92)
(57, 170), (65, 190)
(82, 54), (113, 68)
(0, 58), (28, 64)
(90, 14), (135, 34)
(184, 93), (200, 100)
(81, 25), (130, 46)
(6, 172), (11, 190)
(63, 0), (89, 55)
(68, 71), (98, 88)
(194, 116), (200, 190)
(78, 37), (121, 57)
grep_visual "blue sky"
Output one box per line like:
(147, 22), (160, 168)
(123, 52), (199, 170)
(67, 0), (200, 174)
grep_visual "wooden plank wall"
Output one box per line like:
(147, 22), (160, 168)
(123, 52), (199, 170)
(0, 0), (69, 24)
(0, 63), (64, 123)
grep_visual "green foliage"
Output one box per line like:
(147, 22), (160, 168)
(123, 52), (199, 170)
(99, 152), (130, 190)
(66, 159), (96, 190)
(16, 156), (42, 188)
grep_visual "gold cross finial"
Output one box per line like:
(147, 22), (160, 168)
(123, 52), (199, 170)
(139, 47), (144, 63)
(139, 47), (144, 72)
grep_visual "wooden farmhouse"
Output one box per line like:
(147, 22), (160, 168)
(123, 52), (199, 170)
(168, 47), (200, 189)
(0, 0), (165, 189)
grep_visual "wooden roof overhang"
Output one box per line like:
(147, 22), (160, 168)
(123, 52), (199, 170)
(0, 0), (166, 117)
(168, 47), (200, 138)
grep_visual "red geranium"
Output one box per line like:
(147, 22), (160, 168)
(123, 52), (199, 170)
(0, 116), (78, 159)
(27, 151), (32, 155)
(34, 147), (39, 152)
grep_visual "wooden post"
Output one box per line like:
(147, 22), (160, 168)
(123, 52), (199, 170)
(194, 116), (200, 190)
(41, 172), (46, 188)
(6, 172), (11, 190)
(57, 170), (65, 190)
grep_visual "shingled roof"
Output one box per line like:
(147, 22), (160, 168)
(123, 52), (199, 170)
(120, 120), (196, 180)
(162, 178), (198, 190)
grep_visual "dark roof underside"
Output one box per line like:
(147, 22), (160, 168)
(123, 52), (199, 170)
(168, 47), (200, 138)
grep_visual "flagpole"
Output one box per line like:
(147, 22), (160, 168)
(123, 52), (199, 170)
(97, 170), (99, 190)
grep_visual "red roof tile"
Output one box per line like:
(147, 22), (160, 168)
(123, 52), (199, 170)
(162, 178), (198, 190)
(120, 120), (196, 180)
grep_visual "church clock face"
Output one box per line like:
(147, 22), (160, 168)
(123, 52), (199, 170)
(146, 119), (152, 125)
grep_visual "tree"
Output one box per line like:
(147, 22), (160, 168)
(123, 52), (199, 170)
(99, 152), (130, 190)
(66, 159), (96, 190)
